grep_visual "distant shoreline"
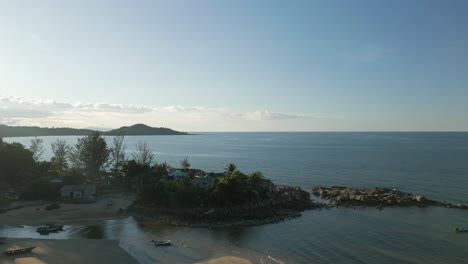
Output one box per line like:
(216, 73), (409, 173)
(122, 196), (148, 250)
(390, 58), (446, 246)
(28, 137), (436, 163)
(0, 123), (190, 137)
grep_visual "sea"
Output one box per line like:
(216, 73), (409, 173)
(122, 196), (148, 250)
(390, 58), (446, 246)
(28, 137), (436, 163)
(2, 132), (468, 263)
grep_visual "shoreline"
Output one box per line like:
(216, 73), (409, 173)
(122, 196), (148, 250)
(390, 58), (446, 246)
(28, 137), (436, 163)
(0, 238), (254, 264)
(134, 210), (305, 228)
(0, 238), (138, 264)
(1, 189), (466, 264)
(312, 186), (468, 210)
(0, 194), (261, 264)
(129, 185), (321, 228)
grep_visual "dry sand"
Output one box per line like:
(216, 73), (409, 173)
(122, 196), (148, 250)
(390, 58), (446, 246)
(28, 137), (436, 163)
(0, 238), (137, 264)
(196, 256), (253, 264)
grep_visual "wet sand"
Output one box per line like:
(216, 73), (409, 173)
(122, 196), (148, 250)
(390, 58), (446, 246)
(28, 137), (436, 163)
(0, 238), (253, 264)
(196, 256), (252, 264)
(0, 238), (138, 264)
(0, 195), (256, 264)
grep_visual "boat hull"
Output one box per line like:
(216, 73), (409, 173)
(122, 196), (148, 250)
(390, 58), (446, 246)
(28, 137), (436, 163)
(3, 247), (36, 256)
(152, 240), (172, 246)
(36, 225), (64, 234)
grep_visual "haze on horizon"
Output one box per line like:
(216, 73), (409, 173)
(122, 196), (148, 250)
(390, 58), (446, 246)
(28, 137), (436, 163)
(1, 0), (467, 132)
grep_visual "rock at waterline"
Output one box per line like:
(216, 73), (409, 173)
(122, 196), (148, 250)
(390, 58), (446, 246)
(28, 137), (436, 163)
(312, 186), (468, 209)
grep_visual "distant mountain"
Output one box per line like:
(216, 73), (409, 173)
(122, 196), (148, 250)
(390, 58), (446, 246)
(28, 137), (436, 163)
(104, 124), (188, 136)
(0, 125), (95, 137)
(0, 124), (188, 137)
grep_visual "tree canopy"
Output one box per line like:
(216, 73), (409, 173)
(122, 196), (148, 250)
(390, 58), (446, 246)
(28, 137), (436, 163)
(30, 137), (45, 162)
(69, 132), (110, 181)
(51, 139), (69, 173)
(0, 141), (35, 188)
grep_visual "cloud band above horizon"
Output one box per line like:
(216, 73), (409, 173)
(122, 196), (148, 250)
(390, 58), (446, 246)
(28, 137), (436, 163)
(0, 95), (322, 131)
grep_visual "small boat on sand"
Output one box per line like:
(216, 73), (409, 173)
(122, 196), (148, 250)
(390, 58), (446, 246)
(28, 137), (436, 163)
(455, 226), (468, 233)
(3, 247), (36, 256)
(36, 224), (64, 233)
(151, 240), (172, 246)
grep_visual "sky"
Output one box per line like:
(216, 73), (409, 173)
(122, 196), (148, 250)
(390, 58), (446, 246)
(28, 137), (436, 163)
(1, 0), (468, 131)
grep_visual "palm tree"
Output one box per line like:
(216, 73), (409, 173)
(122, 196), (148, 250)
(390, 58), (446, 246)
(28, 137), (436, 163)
(181, 157), (190, 173)
(224, 163), (237, 175)
(160, 162), (169, 175)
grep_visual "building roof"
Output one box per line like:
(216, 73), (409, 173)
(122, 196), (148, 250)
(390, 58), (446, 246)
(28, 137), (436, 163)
(169, 171), (186, 177)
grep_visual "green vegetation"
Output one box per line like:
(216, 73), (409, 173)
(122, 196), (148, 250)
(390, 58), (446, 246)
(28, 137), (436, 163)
(135, 161), (269, 208)
(69, 132), (110, 182)
(132, 141), (155, 166)
(210, 170), (267, 206)
(0, 138), (35, 188)
(50, 139), (70, 174)
(0, 138), (62, 201)
(0, 133), (270, 209)
(30, 137), (45, 162)
(105, 124), (188, 136)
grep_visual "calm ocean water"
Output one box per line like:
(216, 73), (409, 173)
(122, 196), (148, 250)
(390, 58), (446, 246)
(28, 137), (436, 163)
(3, 132), (468, 263)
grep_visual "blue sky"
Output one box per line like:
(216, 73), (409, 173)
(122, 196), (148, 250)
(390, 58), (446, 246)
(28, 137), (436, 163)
(1, 0), (467, 131)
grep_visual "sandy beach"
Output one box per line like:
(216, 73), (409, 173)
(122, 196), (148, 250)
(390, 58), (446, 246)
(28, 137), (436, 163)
(0, 194), (140, 263)
(0, 238), (138, 264)
(196, 256), (252, 264)
(0, 194), (255, 264)
(0, 238), (253, 264)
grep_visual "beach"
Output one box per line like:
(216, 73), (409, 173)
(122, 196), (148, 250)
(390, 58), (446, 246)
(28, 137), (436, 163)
(0, 194), (254, 264)
(0, 194), (141, 263)
(0, 238), (251, 264)
(0, 238), (138, 264)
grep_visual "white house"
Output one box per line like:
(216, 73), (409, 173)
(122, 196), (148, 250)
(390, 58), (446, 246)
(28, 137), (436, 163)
(193, 175), (214, 189)
(60, 184), (96, 199)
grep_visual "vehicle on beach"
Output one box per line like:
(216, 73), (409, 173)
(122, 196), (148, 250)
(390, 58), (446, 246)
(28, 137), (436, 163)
(455, 227), (468, 233)
(151, 240), (172, 246)
(36, 224), (64, 234)
(3, 246), (36, 256)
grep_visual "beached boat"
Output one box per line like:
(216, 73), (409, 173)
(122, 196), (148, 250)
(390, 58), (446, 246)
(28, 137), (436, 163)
(36, 224), (64, 233)
(455, 226), (468, 233)
(151, 240), (172, 246)
(3, 246), (36, 256)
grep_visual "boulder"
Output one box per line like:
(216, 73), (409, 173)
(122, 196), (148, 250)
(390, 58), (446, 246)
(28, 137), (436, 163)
(412, 195), (426, 202)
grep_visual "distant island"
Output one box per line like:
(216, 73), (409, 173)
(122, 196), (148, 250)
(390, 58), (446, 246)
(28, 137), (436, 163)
(0, 123), (189, 137)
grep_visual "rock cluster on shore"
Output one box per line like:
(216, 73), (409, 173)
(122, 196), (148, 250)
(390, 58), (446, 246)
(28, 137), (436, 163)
(129, 185), (322, 227)
(312, 186), (468, 209)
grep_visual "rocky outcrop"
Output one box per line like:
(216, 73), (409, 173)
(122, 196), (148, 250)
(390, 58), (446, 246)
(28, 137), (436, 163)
(129, 185), (323, 227)
(312, 186), (468, 209)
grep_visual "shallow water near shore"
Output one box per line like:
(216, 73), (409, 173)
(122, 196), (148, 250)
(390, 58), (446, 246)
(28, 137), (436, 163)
(4, 132), (468, 263)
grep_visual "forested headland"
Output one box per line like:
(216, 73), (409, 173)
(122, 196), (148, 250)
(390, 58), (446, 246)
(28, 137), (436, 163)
(0, 123), (188, 137)
(0, 133), (315, 226)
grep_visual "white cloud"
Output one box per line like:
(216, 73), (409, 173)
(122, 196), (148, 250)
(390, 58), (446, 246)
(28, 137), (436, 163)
(0, 95), (325, 131)
(243, 110), (314, 121)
